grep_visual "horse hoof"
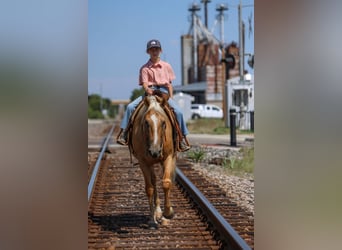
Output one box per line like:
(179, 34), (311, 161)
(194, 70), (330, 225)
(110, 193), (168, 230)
(148, 220), (158, 229)
(161, 217), (171, 226)
(155, 209), (163, 221)
(163, 207), (174, 219)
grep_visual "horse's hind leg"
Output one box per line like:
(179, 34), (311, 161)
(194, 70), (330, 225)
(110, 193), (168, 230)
(162, 158), (175, 219)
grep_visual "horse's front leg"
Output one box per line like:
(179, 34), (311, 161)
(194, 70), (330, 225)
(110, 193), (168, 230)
(141, 165), (157, 227)
(146, 185), (158, 226)
(162, 156), (176, 219)
(151, 169), (162, 222)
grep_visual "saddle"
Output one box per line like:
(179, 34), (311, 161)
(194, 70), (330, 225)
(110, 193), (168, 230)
(126, 91), (183, 153)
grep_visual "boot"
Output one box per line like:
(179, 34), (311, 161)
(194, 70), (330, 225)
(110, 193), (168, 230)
(116, 128), (128, 145)
(179, 136), (190, 152)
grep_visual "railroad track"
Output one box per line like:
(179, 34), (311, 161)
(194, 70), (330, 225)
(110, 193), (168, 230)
(88, 123), (254, 249)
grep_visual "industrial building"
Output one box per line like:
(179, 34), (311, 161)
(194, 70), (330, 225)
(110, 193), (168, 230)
(173, 1), (254, 128)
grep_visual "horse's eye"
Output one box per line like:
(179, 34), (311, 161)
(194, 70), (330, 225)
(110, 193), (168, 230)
(145, 121), (149, 128)
(162, 121), (166, 129)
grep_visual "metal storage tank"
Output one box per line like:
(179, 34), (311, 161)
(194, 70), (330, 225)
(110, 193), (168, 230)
(181, 35), (193, 85)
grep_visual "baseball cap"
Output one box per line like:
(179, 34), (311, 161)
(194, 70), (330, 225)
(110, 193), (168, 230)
(146, 39), (162, 52)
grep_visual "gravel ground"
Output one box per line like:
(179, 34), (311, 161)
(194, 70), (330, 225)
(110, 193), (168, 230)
(88, 120), (254, 215)
(191, 162), (254, 215)
(178, 146), (254, 215)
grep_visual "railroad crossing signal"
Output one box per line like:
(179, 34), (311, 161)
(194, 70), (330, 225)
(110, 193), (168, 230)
(221, 54), (236, 79)
(248, 54), (254, 69)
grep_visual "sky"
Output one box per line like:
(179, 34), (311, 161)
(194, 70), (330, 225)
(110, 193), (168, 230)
(88, 0), (254, 101)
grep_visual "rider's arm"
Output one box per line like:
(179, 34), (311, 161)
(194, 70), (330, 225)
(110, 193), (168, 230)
(142, 82), (154, 95)
(166, 82), (173, 98)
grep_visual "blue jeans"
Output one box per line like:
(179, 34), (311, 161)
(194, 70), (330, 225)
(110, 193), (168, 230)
(120, 95), (189, 136)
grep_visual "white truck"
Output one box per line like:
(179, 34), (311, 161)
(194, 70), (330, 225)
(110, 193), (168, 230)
(190, 104), (223, 119)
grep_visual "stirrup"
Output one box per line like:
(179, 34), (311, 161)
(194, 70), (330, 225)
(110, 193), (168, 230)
(179, 137), (190, 152)
(116, 129), (128, 145)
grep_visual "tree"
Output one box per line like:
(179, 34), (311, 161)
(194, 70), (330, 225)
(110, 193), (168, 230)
(88, 94), (102, 112)
(88, 94), (104, 119)
(107, 104), (119, 118)
(130, 88), (144, 101)
(88, 106), (103, 119)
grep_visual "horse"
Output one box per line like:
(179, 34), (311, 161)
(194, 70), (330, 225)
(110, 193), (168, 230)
(129, 95), (176, 227)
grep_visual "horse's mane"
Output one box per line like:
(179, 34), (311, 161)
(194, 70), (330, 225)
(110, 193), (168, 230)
(144, 95), (166, 115)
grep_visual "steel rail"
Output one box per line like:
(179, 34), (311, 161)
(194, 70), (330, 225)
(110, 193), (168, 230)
(176, 167), (252, 250)
(88, 123), (115, 202)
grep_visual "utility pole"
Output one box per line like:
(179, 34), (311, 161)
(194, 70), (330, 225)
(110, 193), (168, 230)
(238, 1), (244, 82)
(201, 0), (211, 28)
(238, 1), (254, 80)
(238, 0), (246, 129)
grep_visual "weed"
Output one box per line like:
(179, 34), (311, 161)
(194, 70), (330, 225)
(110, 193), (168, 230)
(222, 157), (229, 168)
(229, 156), (237, 169)
(220, 147), (254, 175)
(187, 147), (206, 163)
(231, 147), (254, 173)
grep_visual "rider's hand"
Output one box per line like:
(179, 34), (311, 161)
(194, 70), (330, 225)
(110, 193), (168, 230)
(163, 82), (171, 88)
(145, 87), (154, 95)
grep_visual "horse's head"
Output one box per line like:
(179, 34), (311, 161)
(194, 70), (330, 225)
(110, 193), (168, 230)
(143, 96), (168, 158)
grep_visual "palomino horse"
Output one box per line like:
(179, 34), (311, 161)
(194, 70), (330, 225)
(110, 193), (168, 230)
(130, 95), (176, 226)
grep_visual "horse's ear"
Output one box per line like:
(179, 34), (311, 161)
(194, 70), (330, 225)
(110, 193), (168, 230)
(155, 94), (166, 107)
(153, 92), (168, 107)
(160, 96), (167, 107)
(155, 94), (162, 103)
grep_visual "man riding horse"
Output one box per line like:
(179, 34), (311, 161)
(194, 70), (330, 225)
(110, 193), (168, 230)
(116, 39), (190, 152)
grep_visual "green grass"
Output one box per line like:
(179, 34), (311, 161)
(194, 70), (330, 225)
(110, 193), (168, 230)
(184, 145), (254, 176)
(185, 118), (254, 176)
(186, 147), (206, 163)
(187, 118), (254, 135)
(225, 146), (254, 175)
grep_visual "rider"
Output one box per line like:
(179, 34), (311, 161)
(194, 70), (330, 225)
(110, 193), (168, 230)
(117, 39), (190, 152)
